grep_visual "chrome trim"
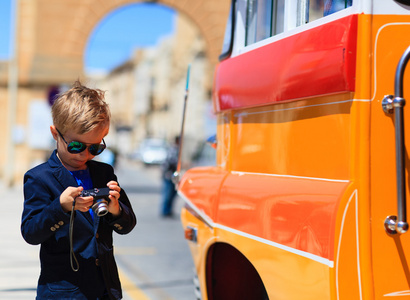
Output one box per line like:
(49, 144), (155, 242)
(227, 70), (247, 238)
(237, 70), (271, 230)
(385, 215), (398, 235)
(183, 202), (214, 230)
(382, 95), (394, 114)
(381, 45), (410, 234)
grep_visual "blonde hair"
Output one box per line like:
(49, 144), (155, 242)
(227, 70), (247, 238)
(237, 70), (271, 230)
(51, 80), (110, 134)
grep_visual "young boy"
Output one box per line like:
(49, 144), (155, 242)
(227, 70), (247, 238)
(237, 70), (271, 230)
(21, 81), (137, 299)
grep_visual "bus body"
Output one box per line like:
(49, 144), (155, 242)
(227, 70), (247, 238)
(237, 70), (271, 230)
(178, 0), (410, 298)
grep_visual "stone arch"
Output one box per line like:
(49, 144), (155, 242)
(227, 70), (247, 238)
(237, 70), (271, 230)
(2, 0), (230, 184)
(17, 0), (230, 85)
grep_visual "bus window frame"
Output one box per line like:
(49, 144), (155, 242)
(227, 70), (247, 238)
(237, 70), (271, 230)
(297, 0), (309, 26)
(219, 0), (237, 61)
(230, 0), (357, 57)
(221, 0), (358, 60)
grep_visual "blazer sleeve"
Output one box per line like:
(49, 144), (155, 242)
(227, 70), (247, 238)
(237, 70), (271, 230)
(21, 169), (71, 245)
(105, 187), (136, 235)
(89, 161), (137, 234)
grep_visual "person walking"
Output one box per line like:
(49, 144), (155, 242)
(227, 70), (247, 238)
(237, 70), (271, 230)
(160, 136), (180, 217)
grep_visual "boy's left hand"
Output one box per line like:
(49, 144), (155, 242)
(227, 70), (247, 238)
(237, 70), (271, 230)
(107, 181), (122, 217)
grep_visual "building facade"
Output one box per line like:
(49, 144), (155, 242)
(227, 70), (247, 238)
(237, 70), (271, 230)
(0, 0), (229, 184)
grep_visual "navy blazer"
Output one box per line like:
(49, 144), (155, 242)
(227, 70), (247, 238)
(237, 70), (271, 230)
(21, 150), (137, 299)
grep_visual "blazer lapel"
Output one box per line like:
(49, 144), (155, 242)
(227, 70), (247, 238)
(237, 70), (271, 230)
(49, 151), (95, 225)
(49, 152), (77, 190)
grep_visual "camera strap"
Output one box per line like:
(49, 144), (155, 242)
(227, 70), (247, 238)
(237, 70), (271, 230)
(69, 198), (79, 272)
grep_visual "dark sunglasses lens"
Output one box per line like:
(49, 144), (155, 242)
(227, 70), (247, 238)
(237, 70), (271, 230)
(67, 141), (87, 154)
(89, 144), (106, 156)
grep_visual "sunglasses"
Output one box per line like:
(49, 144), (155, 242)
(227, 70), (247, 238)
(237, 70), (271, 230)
(56, 129), (106, 156)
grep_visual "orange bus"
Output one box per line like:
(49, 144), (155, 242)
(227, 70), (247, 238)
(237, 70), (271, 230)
(177, 0), (410, 299)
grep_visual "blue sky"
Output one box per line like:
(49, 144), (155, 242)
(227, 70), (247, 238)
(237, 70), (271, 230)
(0, 0), (12, 60)
(0, 1), (176, 72)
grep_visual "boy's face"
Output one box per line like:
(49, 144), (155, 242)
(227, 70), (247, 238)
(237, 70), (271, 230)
(50, 125), (109, 171)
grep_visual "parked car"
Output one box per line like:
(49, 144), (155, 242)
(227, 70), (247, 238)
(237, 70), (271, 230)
(135, 138), (168, 165)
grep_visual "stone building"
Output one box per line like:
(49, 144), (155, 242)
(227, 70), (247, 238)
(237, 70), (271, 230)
(0, 0), (229, 185)
(90, 14), (216, 161)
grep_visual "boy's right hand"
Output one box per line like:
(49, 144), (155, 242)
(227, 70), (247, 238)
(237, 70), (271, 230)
(60, 186), (94, 213)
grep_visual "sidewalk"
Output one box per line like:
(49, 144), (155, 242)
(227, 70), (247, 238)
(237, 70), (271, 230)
(0, 182), (38, 299)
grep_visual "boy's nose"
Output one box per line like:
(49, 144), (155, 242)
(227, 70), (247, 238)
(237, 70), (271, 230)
(78, 148), (93, 159)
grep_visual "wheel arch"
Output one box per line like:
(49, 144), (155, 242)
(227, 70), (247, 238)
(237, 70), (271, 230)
(205, 242), (268, 300)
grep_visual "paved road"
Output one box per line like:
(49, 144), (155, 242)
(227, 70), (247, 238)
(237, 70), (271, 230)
(0, 158), (195, 300)
(115, 161), (196, 300)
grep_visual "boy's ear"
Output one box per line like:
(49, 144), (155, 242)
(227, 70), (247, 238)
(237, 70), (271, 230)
(50, 125), (58, 141)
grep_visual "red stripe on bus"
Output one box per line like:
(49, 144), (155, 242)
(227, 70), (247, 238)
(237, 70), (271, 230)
(214, 15), (358, 111)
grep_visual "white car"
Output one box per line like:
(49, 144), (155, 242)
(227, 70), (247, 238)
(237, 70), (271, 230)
(137, 138), (168, 165)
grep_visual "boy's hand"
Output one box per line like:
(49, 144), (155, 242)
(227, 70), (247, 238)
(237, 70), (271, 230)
(60, 186), (94, 213)
(107, 181), (122, 217)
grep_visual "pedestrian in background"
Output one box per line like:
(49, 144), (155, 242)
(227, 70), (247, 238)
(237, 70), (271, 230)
(21, 80), (136, 299)
(160, 136), (180, 217)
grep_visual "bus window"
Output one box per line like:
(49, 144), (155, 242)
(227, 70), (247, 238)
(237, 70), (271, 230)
(246, 0), (272, 45)
(240, 0), (352, 48)
(273, 0), (285, 35)
(308, 0), (323, 23)
(246, 0), (285, 46)
(324, 0), (353, 16)
(302, 0), (353, 24)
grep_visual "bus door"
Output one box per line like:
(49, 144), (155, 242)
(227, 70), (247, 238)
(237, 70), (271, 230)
(370, 1), (410, 297)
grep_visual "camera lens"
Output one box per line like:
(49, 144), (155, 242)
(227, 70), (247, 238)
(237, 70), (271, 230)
(92, 200), (109, 217)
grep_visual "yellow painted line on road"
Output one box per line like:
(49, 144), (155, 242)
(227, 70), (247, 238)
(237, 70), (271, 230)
(119, 268), (151, 300)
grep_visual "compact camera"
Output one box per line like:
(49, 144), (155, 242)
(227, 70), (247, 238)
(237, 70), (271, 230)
(81, 187), (111, 217)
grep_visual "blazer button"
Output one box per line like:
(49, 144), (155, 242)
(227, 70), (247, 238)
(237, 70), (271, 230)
(50, 227), (56, 231)
(58, 221), (64, 226)
(95, 233), (99, 239)
(95, 259), (100, 266)
(114, 224), (123, 230)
